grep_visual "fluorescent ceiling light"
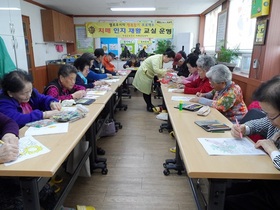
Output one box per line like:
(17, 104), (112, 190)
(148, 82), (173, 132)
(111, 7), (156, 12)
(0, 7), (21, 11)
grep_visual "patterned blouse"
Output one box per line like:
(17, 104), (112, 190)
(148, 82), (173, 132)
(199, 81), (247, 122)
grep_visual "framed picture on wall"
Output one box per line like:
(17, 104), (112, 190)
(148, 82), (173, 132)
(254, 19), (268, 45)
(215, 9), (228, 52)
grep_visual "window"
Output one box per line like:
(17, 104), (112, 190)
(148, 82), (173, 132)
(227, 0), (256, 52)
(203, 5), (222, 52)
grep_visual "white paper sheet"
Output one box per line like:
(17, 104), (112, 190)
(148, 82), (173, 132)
(197, 137), (267, 156)
(171, 96), (194, 101)
(103, 79), (119, 83)
(86, 90), (107, 96)
(4, 136), (50, 166)
(25, 122), (69, 136)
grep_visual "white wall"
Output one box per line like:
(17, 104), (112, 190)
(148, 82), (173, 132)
(20, 0), (200, 66)
(20, 0), (67, 67)
(74, 17), (200, 55)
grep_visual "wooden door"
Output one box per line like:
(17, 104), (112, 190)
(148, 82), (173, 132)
(22, 15), (35, 74)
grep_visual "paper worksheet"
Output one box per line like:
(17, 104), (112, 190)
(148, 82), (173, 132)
(5, 136), (50, 166)
(197, 137), (267, 156)
(25, 122), (69, 136)
(171, 96), (194, 102)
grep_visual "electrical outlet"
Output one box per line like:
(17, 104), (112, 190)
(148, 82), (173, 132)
(253, 59), (258, 69)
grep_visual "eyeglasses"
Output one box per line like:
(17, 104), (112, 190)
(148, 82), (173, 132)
(265, 112), (280, 121)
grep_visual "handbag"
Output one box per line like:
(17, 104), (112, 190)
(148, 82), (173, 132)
(100, 119), (116, 137)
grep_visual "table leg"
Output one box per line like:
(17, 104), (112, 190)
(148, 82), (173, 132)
(20, 177), (40, 210)
(207, 179), (227, 210)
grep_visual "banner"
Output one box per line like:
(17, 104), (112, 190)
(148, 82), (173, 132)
(85, 21), (173, 38)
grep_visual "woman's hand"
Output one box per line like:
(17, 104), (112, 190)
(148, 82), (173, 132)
(43, 110), (60, 119)
(50, 101), (61, 111)
(196, 92), (204, 97)
(231, 124), (246, 139)
(2, 133), (19, 145)
(0, 139), (19, 163)
(255, 139), (278, 156)
(189, 97), (200, 103)
(106, 73), (113, 79)
(72, 90), (86, 99)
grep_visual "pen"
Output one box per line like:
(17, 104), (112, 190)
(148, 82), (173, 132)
(235, 118), (243, 138)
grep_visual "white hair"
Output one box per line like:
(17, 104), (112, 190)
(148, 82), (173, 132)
(206, 64), (232, 83)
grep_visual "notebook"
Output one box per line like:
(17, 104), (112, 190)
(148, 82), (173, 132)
(194, 120), (231, 132)
(75, 98), (95, 105)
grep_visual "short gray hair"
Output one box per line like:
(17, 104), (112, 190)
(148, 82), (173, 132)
(206, 64), (232, 83)
(196, 55), (215, 71)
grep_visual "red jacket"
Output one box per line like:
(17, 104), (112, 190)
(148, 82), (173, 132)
(184, 77), (212, 94)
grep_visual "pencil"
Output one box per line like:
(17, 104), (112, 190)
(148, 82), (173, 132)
(235, 118), (243, 138)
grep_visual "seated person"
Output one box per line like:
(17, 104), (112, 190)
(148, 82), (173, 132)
(0, 112), (19, 164)
(0, 70), (61, 128)
(74, 57), (108, 89)
(138, 46), (148, 61)
(176, 53), (199, 85)
(173, 54), (215, 94)
(123, 54), (140, 69)
(102, 52), (117, 75)
(173, 51), (189, 77)
(120, 45), (131, 60)
(225, 75), (280, 210)
(190, 64), (248, 122)
(92, 48), (112, 75)
(80, 52), (112, 82)
(44, 64), (86, 101)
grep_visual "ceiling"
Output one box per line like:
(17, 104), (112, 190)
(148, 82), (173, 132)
(30, 0), (221, 16)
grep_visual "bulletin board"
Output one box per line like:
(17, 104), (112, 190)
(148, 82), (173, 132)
(100, 38), (118, 56)
(75, 25), (94, 53)
(215, 9), (228, 52)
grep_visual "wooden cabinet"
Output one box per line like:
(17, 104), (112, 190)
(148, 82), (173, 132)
(0, 0), (28, 71)
(47, 63), (61, 84)
(41, 10), (75, 43)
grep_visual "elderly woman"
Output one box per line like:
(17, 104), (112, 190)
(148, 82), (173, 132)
(123, 54), (140, 69)
(190, 64), (247, 122)
(224, 75), (280, 210)
(44, 64), (86, 101)
(0, 70), (61, 128)
(0, 113), (19, 163)
(173, 54), (215, 94)
(74, 57), (108, 89)
(132, 49), (175, 112)
(80, 52), (112, 81)
(176, 53), (199, 86)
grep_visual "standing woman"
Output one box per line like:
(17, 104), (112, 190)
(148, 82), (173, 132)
(132, 49), (175, 112)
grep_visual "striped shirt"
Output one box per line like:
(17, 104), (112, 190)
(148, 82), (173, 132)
(245, 117), (280, 170)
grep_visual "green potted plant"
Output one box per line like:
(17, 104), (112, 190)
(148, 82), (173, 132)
(154, 39), (175, 54)
(217, 46), (239, 71)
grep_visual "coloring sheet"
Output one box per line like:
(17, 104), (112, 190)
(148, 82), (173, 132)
(5, 136), (50, 166)
(171, 96), (194, 102)
(197, 137), (267, 155)
(25, 122), (69, 136)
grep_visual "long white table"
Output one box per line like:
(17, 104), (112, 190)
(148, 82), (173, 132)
(160, 84), (280, 210)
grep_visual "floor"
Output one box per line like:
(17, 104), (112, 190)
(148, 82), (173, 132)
(63, 90), (197, 210)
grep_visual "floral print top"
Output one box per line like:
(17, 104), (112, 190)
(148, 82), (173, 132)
(200, 82), (248, 122)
